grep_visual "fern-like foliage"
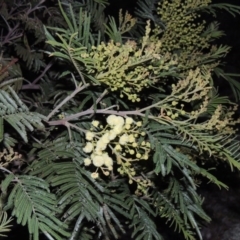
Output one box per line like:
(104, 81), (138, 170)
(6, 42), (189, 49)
(214, 67), (240, 101)
(0, 87), (45, 143)
(2, 173), (70, 240)
(27, 138), (130, 239)
(0, 211), (13, 237)
(0, 0), (47, 73)
(75, 0), (109, 35)
(127, 196), (163, 240)
(199, 3), (240, 17)
(0, 0), (240, 240)
(0, 58), (23, 92)
(14, 44), (46, 73)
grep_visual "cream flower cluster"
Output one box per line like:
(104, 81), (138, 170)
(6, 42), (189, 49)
(82, 115), (151, 183)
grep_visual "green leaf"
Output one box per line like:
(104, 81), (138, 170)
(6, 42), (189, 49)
(4, 175), (70, 240)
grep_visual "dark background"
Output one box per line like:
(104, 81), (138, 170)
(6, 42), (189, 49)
(105, 1), (240, 239)
(106, 0), (240, 76)
(3, 0), (240, 239)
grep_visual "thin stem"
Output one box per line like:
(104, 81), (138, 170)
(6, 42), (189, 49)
(48, 107), (168, 127)
(139, 94), (173, 113)
(0, 58), (18, 75)
(68, 122), (86, 133)
(0, 167), (13, 174)
(46, 83), (89, 121)
(68, 48), (87, 86)
(90, 89), (108, 110)
(47, 109), (137, 126)
(0, 78), (23, 89)
(21, 84), (40, 90)
(26, 0), (46, 15)
(69, 213), (84, 240)
(22, 59), (54, 90)
(32, 59), (54, 84)
(43, 232), (54, 240)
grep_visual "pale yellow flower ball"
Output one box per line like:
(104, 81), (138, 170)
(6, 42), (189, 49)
(92, 155), (105, 167)
(132, 142), (137, 147)
(146, 142), (151, 147)
(84, 158), (92, 166)
(136, 121), (142, 127)
(101, 132), (110, 144)
(96, 140), (107, 151)
(107, 115), (118, 126)
(128, 134), (135, 143)
(129, 149), (135, 155)
(83, 142), (94, 153)
(108, 130), (117, 140)
(136, 153), (141, 158)
(142, 154), (149, 160)
(108, 166), (113, 171)
(115, 116), (124, 126)
(114, 144), (122, 151)
(107, 115), (124, 127)
(91, 172), (99, 179)
(92, 120), (100, 127)
(86, 131), (95, 141)
(103, 153), (113, 167)
(113, 125), (123, 134)
(125, 117), (133, 125)
(119, 134), (129, 145)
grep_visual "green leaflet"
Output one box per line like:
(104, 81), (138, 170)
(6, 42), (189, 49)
(1, 0), (240, 240)
(1, 174), (15, 193)
(0, 211), (13, 237)
(0, 87), (45, 143)
(128, 201), (163, 240)
(3, 175), (70, 240)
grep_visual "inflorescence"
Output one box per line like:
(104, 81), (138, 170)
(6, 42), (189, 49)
(83, 115), (152, 194)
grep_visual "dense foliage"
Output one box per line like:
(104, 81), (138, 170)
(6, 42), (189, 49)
(0, 0), (240, 239)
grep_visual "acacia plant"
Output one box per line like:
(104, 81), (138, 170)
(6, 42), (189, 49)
(0, 0), (240, 239)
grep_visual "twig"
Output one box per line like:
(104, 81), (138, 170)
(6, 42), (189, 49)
(21, 84), (40, 90)
(0, 78), (24, 89)
(0, 58), (18, 75)
(48, 107), (170, 126)
(69, 213), (84, 240)
(48, 108), (146, 126)
(26, 0), (46, 15)
(0, 166), (13, 174)
(46, 83), (90, 121)
(21, 59), (54, 90)
(90, 89), (108, 110)
(67, 122), (86, 133)
(66, 38), (87, 86)
(32, 59), (54, 84)
(43, 232), (54, 240)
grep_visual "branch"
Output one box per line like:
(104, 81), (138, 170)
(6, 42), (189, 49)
(0, 166), (13, 174)
(43, 232), (54, 240)
(21, 59), (54, 90)
(0, 58), (18, 75)
(69, 213), (84, 240)
(90, 89), (109, 110)
(0, 23), (23, 45)
(32, 59), (54, 84)
(46, 83), (90, 121)
(26, 0), (46, 15)
(0, 78), (24, 89)
(48, 108), (148, 126)
(21, 84), (41, 90)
